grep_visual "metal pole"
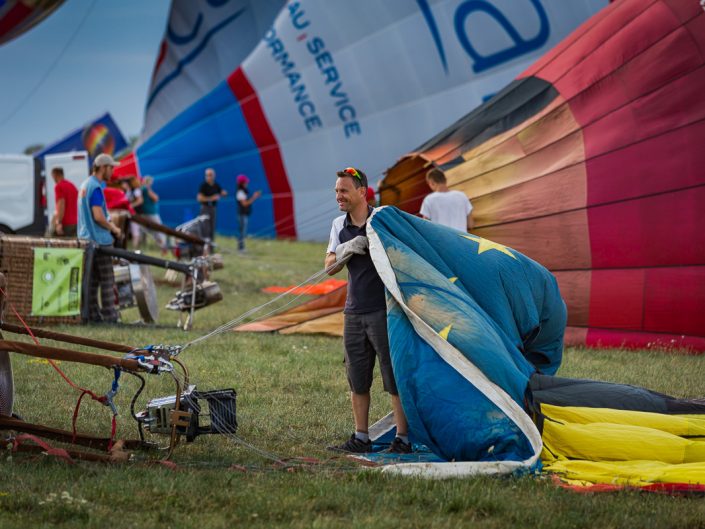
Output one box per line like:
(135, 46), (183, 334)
(0, 322), (134, 353)
(0, 340), (142, 371)
(187, 267), (199, 331)
(81, 244), (95, 323)
(97, 246), (191, 274)
(131, 214), (206, 246)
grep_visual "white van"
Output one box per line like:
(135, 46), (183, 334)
(0, 154), (43, 234)
(44, 151), (90, 227)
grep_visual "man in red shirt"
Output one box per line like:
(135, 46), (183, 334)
(50, 167), (78, 237)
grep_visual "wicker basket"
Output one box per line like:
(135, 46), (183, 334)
(0, 235), (89, 326)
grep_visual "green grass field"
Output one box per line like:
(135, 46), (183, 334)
(1, 236), (704, 529)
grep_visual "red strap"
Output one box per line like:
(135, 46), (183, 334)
(71, 391), (89, 444)
(1, 286), (114, 451)
(2, 287), (102, 399)
(550, 474), (705, 494)
(13, 434), (74, 464)
(157, 460), (179, 470)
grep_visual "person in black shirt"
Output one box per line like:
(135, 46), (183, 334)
(325, 167), (411, 454)
(197, 167), (227, 240)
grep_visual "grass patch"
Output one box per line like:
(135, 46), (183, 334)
(1, 236), (704, 529)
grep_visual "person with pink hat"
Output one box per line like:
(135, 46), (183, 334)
(235, 174), (261, 253)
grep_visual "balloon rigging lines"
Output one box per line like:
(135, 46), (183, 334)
(181, 258), (345, 351)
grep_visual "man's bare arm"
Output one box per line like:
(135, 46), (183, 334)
(54, 198), (65, 228)
(240, 190), (262, 207)
(91, 205), (121, 238)
(325, 252), (344, 276)
(197, 192), (220, 203)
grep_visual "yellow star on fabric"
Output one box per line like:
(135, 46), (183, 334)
(449, 277), (458, 283)
(438, 324), (452, 340)
(460, 234), (516, 259)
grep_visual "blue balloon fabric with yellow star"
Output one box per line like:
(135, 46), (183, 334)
(368, 207), (566, 463)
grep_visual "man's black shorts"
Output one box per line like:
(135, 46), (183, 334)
(343, 310), (398, 395)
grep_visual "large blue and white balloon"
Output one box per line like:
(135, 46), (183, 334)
(132, 0), (607, 239)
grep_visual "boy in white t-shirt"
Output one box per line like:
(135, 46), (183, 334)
(419, 167), (474, 232)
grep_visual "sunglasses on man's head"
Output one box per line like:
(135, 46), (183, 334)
(343, 167), (363, 181)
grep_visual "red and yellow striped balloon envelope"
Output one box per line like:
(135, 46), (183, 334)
(380, 0), (705, 351)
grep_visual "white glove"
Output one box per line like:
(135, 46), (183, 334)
(335, 235), (368, 263)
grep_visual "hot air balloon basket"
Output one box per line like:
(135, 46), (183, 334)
(0, 235), (89, 326)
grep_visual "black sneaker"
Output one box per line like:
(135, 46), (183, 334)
(388, 437), (412, 454)
(327, 434), (372, 453)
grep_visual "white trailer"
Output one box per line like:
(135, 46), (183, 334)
(0, 154), (43, 234)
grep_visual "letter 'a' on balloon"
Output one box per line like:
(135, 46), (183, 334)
(119, 0), (607, 239)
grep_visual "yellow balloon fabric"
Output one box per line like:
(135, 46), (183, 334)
(540, 404), (705, 486)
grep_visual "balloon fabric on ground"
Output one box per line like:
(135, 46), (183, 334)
(367, 207), (555, 471)
(380, 0), (705, 351)
(261, 278), (346, 295)
(124, 0), (606, 239)
(363, 207), (705, 486)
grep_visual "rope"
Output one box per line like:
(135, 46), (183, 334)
(12, 434), (75, 464)
(180, 257), (347, 351)
(167, 368), (366, 472)
(0, 248), (361, 465)
(124, 371), (147, 443)
(165, 371), (183, 461)
(168, 367), (289, 465)
(163, 249), (385, 468)
(71, 391), (90, 444)
(1, 286), (120, 451)
(2, 287), (104, 399)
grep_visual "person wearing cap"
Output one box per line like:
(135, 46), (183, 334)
(197, 168), (227, 241)
(235, 174), (261, 253)
(49, 167), (78, 237)
(78, 153), (122, 323)
(324, 167), (411, 455)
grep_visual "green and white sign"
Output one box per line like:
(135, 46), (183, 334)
(31, 248), (84, 316)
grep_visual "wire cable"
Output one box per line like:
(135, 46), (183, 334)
(180, 257), (346, 351)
